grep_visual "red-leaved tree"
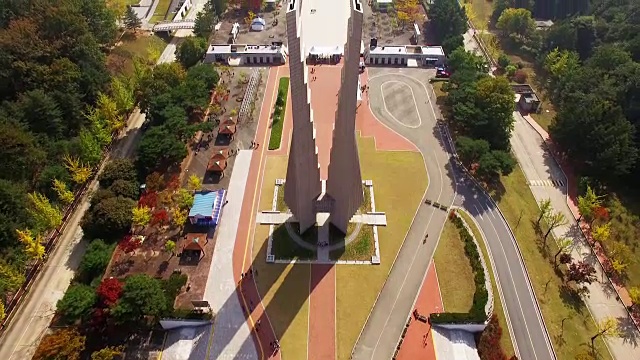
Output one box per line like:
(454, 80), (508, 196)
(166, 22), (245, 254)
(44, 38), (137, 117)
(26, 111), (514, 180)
(118, 235), (141, 255)
(594, 206), (610, 222)
(151, 209), (169, 226)
(477, 314), (507, 360)
(96, 278), (123, 307)
(567, 260), (597, 285)
(138, 191), (158, 209)
(167, 174), (181, 191)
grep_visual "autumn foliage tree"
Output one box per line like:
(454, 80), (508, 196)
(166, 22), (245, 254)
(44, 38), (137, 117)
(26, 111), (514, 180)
(151, 209), (170, 226)
(33, 328), (86, 360)
(118, 235), (142, 256)
(96, 278), (124, 307)
(567, 260), (597, 286)
(477, 314), (509, 360)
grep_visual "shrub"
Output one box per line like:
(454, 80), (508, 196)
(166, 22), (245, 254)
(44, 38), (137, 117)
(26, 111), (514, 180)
(513, 69), (528, 84)
(430, 211), (489, 324)
(78, 239), (114, 283)
(268, 77), (290, 150)
(477, 314), (509, 360)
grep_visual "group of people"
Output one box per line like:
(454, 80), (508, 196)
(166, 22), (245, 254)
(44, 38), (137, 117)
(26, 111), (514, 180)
(250, 141), (260, 150)
(269, 340), (281, 354)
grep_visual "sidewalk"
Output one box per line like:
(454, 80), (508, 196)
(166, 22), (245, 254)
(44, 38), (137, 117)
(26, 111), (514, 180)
(204, 150), (259, 360)
(510, 112), (640, 359)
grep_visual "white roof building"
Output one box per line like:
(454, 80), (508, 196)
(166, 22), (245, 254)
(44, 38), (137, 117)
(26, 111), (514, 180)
(251, 17), (266, 31)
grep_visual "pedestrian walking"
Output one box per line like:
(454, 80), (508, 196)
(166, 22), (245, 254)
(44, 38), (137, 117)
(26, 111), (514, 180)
(241, 273), (244, 279)
(254, 269), (258, 277)
(255, 143), (260, 149)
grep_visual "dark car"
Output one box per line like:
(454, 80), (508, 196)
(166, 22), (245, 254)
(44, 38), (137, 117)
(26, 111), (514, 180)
(436, 69), (451, 78)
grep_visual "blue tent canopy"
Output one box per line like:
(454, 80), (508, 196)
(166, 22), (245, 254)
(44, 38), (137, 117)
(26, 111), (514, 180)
(188, 189), (226, 226)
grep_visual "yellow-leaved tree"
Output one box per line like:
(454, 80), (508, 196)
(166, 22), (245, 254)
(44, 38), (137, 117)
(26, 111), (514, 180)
(132, 206), (152, 227)
(52, 179), (75, 206)
(16, 229), (45, 261)
(187, 175), (202, 191)
(172, 208), (188, 228)
(96, 92), (125, 132)
(63, 154), (93, 185)
(27, 192), (62, 232)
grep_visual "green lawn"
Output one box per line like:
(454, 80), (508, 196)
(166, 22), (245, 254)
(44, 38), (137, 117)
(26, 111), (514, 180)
(107, 32), (167, 75)
(330, 225), (374, 261)
(492, 166), (611, 359)
(276, 185), (287, 212)
(149, 0), (173, 23)
(271, 223), (316, 260)
(457, 210), (515, 358)
(126, 0), (140, 5)
(434, 219), (475, 313)
(268, 77), (290, 150)
(336, 136), (427, 360)
(253, 155), (310, 360)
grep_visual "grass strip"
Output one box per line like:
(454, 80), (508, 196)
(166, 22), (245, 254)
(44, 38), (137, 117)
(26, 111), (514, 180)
(268, 77), (289, 150)
(149, 0), (172, 23)
(433, 219), (476, 313)
(492, 167), (611, 359)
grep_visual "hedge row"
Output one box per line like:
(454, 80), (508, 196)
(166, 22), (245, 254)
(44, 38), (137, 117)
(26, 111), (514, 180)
(431, 212), (489, 324)
(477, 314), (518, 360)
(268, 77), (290, 150)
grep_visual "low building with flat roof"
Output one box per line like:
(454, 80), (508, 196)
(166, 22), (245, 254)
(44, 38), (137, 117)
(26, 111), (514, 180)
(365, 44), (445, 67)
(512, 84), (541, 113)
(203, 43), (287, 66)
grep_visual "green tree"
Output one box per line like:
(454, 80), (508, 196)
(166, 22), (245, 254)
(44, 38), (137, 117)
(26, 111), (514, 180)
(52, 179), (75, 205)
(33, 328), (86, 360)
(137, 126), (188, 172)
(456, 136), (490, 166)
(550, 94), (638, 179)
(497, 8), (536, 40)
(82, 196), (136, 240)
(165, 240), (176, 257)
(0, 300), (5, 322)
(79, 239), (113, 282)
(112, 274), (168, 322)
(0, 120), (45, 182)
(85, 107), (113, 147)
(470, 77), (515, 151)
(193, 0), (218, 38)
(123, 6), (142, 32)
(111, 76), (135, 116)
(108, 179), (139, 200)
(56, 284), (97, 322)
(429, 0), (468, 43)
(630, 287), (640, 305)
(79, 128), (103, 165)
(99, 159), (138, 187)
(576, 185), (602, 223)
(177, 36), (208, 69)
(28, 192), (62, 232)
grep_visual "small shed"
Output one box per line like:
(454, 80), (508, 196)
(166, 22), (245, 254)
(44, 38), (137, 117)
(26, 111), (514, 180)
(511, 84), (541, 113)
(218, 123), (237, 136)
(207, 159), (227, 174)
(188, 190), (226, 226)
(182, 233), (207, 262)
(210, 146), (230, 161)
(251, 17), (266, 32)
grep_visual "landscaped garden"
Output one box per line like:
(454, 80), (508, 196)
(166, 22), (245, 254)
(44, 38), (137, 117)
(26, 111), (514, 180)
(268, 77), (290, 150)
(329, 224), (374, 261)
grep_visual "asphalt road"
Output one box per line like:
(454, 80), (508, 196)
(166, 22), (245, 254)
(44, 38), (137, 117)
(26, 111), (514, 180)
(0, 2), (208, 357)
(351, 68), (555, 360)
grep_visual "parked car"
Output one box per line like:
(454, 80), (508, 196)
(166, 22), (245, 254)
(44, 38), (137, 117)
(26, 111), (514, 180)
(436, 67), (451, 78)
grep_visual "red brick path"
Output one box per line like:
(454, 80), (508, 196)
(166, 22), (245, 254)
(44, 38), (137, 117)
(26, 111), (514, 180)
(396, 262), (442, 360)
(233, 66), (283, 360)
(308, 265), (337, 360)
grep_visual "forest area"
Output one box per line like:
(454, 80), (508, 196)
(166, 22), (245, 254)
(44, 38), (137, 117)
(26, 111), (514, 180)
(0, 0), (131, 321)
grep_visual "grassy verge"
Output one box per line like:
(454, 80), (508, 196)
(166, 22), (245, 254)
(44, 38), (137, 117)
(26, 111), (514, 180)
(268, 77), (290, 150)
(276, 185), (287, 212)
(491, 166), (611, 359)
(360, 185), (372, 213)
(433, 219), (475, 313)
(330, 225), (374, 261)
(467, 0), (492, 29)
(271, 224), (316, 260)
(253, 155), (309, 360)
(457, 210), (515, 357)
(336, 136), (427, 360)
(107, 32), (167, 75)
(150, 0), (172, 23)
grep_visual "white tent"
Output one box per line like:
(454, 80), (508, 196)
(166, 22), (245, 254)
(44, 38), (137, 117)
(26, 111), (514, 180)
(251, 17), (266, 31)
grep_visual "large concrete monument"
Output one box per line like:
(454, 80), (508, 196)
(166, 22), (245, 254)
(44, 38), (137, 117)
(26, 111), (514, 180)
(284, 0), (364, 233)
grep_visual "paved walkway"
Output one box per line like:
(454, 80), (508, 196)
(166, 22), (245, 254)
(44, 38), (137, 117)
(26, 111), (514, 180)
(232, 66), (282, 360)
(309, 264), (337, 360)
(511, 112), (640, 359)
(204, 150), (259, 360)
(395, 262), (441, 360)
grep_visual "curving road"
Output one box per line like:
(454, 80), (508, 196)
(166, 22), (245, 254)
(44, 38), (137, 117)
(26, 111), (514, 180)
(351, 68), (555, 360)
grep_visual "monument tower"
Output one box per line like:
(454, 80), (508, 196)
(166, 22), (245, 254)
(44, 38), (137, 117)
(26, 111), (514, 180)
(284, 0), (364, 234)
(284, 0), (322, 232)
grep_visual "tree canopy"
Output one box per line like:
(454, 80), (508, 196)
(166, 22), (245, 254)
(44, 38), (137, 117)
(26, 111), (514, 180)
(112, 274), (168, 323)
